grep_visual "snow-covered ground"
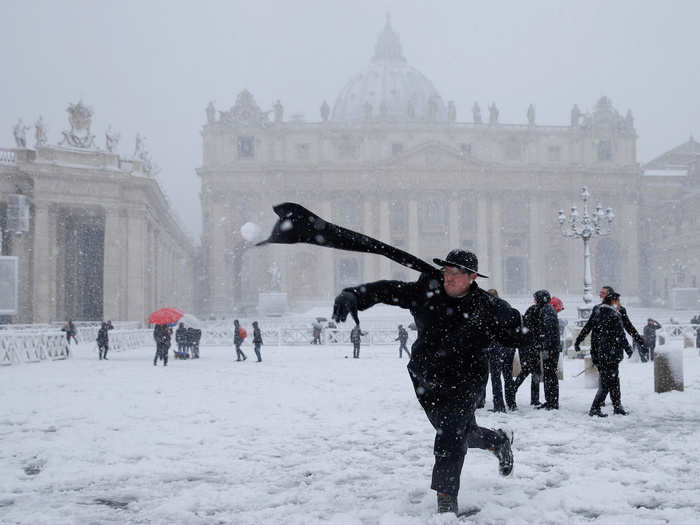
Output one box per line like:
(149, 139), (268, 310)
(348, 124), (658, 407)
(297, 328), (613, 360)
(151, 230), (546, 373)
(2, 340), (700, 524)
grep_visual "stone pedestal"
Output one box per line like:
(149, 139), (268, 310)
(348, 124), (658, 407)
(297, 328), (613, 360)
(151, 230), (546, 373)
(576, 303), (594, 327)
(654, 349), (684, 393)
(583, 356), (599, 389)
(258, 292), (288, 317)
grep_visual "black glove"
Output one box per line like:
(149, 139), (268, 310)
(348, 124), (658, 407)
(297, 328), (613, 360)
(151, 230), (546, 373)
(574, 344), (581, 353)
(332, 291), (359, 325)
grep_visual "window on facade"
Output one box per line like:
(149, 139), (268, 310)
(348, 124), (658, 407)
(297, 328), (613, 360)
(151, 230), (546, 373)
(460, 143), (472, 156)
(392, 143), (404, 156)
(296, 143), (310, 160)
(237, 136), (255, 158)
(597, 139), (612, 161)
(506, 238), (521, 248)
(460, 201), (475, 231)
(390, 201), (406, 232)
(504, 201), (526, 229)
(423, 199), (444, 227)
(548, 146), (561, 162)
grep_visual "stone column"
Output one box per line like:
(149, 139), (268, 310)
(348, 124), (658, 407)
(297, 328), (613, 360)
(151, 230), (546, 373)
(103, 207), (122, 320)
(362, 198), (376, 281)
(621, 203), (639, 297)
(320, 200), (334, 296)
(408, 199), (419, 257)
(9, 226), (33, 323)
(528, 195), (542, 291)
(126, 210), (146, 322)
(32, 202), (51, 322)
(379, 200), (391, 278)
(476, 196), (489, 273)
(448, 198), (459, 249)
(490, 197), (503, 292)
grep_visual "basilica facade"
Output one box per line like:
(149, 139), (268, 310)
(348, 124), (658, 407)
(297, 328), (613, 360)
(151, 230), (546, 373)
(199, 19), (642, 317)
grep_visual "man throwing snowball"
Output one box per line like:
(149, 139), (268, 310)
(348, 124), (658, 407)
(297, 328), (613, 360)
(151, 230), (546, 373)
(333, 249), (521, 515)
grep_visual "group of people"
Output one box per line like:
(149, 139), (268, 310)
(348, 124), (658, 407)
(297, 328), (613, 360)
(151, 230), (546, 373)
(331, 247), (661, 514)
(233, 319), (263, 362)
(174, 323), (202, 359)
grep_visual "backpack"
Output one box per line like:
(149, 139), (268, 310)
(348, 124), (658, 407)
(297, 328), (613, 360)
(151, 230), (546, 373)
(239, 327), (247, 340)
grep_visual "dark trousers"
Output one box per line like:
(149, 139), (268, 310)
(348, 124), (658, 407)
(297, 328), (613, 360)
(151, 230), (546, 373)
(254, 343), (262, 362)
(591, 362), (622, 410)
(352, 343), (360, 358)
(98, 344), (108, 359)
(154, 343), (168, 365)
(399, 341), (410, 358)
(542, 352), (559, 407)
(489, 347), (516, 410)
(235, 344), (246, 361)
(513, 349), (540, 404)
(412, 368), (501, 497)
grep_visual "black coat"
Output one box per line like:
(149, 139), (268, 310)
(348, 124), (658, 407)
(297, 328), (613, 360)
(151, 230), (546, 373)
(345, 274), (521, 390)
(590, 305), (632, 365)
(522, 301), (561, 356)
(643, 320), (661, 348)
(96, 326), (109, 346)
(396, 327), (409, 343)
(153, 324), (172, 346)
(253, 326), (263, 344)
(576, 303), (645, 351)
(175, 325), (187, 344)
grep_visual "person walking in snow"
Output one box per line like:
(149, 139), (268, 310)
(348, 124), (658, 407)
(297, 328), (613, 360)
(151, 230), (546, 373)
(395, 324), (410, 358)
(153, 323), (171, 366)
(485, 289), (516, 412)
(332, 249), (519, 514)
(96, 321), (112, 360)
(233, 319), (247, 361)
(252, 321), (263, 362)
(350, 324), (366, 358)
(586, 292), (633, 417)
(175, 322), (188, 359)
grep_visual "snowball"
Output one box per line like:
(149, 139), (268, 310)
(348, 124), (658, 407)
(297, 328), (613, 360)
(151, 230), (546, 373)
(240, 222), (262, 242)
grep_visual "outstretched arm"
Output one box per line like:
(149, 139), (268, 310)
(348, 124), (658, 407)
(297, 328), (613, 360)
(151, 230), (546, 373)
(333, 279), (421, 324)
(619, 306), (646, 349)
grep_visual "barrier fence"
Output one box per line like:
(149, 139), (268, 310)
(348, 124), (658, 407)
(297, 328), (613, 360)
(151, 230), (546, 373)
(2, 322), (697, 366)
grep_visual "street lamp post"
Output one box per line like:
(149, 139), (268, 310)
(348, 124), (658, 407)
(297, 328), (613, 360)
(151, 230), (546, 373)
(558, 186), (615, 324)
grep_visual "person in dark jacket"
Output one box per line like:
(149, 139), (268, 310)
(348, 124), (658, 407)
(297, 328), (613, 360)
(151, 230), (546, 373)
(61, 319), (79, 357)
(153, 324), (172, 366)
(575, 286), (646, 405)
(395, 324), (410, 358)
(642, 318), (661, 361)
(587, 292), (633, 417)
(96, 321), (112, 360)
(512, 303), (543, 407)
(332, 249), (519, 514)
(233, 319), (247, 361)
(350, 324), (366, 358)
(175, 323), (188, 359)
(252, 321), (263, 362)
(485, 289), (516, 412)
(190, 328), (201, 359)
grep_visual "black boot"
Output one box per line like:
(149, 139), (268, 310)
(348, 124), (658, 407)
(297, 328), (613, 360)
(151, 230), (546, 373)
(493, 429), (514, 476)
(613, 406), (628, 415)
(437, 492), (458, 514)
(589, 407), (608, 417)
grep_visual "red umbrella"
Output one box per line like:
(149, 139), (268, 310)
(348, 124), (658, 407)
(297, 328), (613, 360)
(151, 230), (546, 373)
(148, 307), (184, 325)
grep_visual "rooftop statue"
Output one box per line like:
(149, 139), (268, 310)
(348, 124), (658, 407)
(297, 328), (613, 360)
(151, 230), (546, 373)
(59, 101), (96, 149)
(273, 100), (284, 123)
(472, 102), (482, 124)
(34, 116), (48, 147)
(488, 102), (499, 125)
(13, 118), (29, 148)
(570, 104), (581, 127)
(206, 101), (216, 124)
(105, 124), (120, 153)
(320, 100), (330, 122)
(527, 104), (536, 126)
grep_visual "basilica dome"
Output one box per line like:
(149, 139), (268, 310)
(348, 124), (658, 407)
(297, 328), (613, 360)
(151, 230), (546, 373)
(331, 18), (447, 123)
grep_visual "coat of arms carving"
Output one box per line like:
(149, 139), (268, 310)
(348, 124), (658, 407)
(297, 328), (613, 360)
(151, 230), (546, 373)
(59, 100), (96, 149)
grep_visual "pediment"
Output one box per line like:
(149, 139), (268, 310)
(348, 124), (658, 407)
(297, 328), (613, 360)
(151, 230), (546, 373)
(380, 140), (490, 169)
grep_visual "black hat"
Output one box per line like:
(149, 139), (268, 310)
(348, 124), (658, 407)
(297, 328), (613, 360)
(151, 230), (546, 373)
(433, 249), (488, 278)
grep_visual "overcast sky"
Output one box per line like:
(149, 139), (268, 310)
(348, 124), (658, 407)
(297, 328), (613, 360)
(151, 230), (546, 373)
(2, 0), (699, 239)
